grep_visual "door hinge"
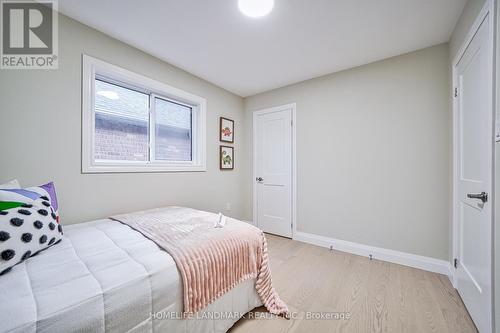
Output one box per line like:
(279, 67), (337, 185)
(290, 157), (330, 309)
(454, 258), (458, 269)
(454, 87), (458, 98)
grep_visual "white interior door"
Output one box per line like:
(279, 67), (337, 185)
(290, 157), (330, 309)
(455, 13), (492, 333)
(254, 105), (293, 238)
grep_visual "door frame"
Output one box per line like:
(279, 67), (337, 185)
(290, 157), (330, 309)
(252, 103), (297, 238)
(451, 0), (494, 307)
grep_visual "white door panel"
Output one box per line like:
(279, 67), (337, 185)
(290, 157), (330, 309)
(455, 13), (492, 333)
(254, 106), (293, 238)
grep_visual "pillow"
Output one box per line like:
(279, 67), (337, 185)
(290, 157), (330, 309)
(0, 182), (59, 218)
(0, 179), (20, 189)
(0, 182), (63, 275)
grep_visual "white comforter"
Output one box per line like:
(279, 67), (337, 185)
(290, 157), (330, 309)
(0, 219), (262, 333)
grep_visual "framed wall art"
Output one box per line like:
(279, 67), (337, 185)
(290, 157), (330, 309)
(219, 117), (234, 143)
(219, 146), (234, 170)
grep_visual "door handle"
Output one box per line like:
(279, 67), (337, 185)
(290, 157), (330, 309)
(256, 177), (263, 182)
(467, 192), (488, 203)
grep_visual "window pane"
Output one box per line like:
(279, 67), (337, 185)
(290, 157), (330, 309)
(94, 79), (149, 161)
(154, 97), (192, 161)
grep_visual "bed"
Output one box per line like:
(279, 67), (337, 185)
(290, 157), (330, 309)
(0, 218), (263, 333)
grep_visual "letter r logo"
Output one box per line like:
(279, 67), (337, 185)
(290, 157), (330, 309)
(2, 1), (53, 54)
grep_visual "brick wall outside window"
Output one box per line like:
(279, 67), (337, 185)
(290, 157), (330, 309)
(95, 114), (191, 161)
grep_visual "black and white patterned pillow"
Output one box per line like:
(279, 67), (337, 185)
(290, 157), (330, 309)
(0, 196), (63, 275)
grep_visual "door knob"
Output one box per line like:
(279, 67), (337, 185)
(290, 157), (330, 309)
(256, 177), (263, 182)
(467, 192), (488, 203)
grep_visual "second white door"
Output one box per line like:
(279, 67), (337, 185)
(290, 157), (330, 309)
(254, 105), (293, 238)
(454, 12), (493, 333)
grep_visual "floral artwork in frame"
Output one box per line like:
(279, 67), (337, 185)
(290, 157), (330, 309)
(220, 146), (234, 170)
(219, 117), (234, 143)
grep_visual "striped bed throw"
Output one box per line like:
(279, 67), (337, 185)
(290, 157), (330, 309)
(111, 206), (289, 317)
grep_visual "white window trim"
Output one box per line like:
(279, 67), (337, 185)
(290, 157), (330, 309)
(82, 54), (206, 173)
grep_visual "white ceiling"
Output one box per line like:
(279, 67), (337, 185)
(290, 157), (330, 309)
(58, 0), (466, 97)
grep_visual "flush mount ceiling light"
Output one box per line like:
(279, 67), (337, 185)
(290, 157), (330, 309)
(97, 91), (119, 100)
(238, 0), (274, 18)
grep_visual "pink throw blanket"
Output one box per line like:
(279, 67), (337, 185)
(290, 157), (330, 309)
(111, 207), (289, 316)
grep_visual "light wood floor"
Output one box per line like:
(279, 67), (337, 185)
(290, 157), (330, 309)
(230, 234), (477, 333)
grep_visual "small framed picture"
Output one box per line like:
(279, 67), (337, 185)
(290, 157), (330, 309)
(220, 117), (234, 143)
(220, 146), (234, 170)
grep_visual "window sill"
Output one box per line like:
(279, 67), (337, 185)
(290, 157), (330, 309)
(82, 163), (207, 174)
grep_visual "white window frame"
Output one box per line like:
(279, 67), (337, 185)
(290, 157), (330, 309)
(82, 54), (206, 173)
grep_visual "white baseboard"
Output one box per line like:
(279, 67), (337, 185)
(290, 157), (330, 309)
(293, 231), (452, 278)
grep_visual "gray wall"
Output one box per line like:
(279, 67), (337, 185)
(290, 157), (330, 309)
(244, 44), (451, 260)
(0, 14), (247, 224)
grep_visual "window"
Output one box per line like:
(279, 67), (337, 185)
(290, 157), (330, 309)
(94, 79), (150, 162)
(82, 55), (206, 173)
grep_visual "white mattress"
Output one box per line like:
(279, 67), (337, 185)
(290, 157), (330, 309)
(0, 219), (262, 333)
